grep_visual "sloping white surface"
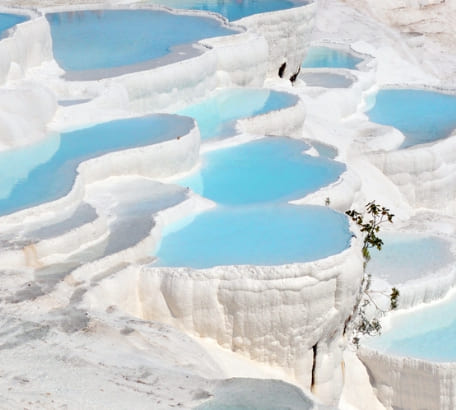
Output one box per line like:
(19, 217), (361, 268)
(0, 0), (456, 408)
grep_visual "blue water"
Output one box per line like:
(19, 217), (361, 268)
(145, 0), (302, 21)
(155, 204), (350, 268)
(195, 379), (315, 410)
(0, 12), (28, 37)
(178, 137), (345, 204)
(367, 293), (456, 362)
(300, 72), (353, 88)
(301, 47), (363, 69)
(178, 88), (298, 140)
(368, 234), (453, 284)
(47, 10), (236, 72)
(367, 89), (456, 148)
(0, 114), (193, 216)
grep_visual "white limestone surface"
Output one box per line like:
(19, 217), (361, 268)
(0, 15), (53, 84)
(237, 1), (317, 79)
(237, 91), (306, 138)
(0, 0), (455, 408)
(0, 115), (200, 232)
(0, 85), (57, 151)
(358, 347), (456, 410)
(10, 1), (316, 128)
(366, 132), (456, 215)
(83, 234), (365, 405)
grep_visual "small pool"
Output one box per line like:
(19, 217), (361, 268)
(0, 12), (28, 37)
(145, 0), (305, 21)
(154, 204), (350, 268)
(0, 114), (194, 216)
(366, 89), (456, 148)
(368, 234), (453, 284)
(178, 137), (345, 204)
(366, 291), (456, 362)
(178, 88), (298, 140)
(47, 9), (237, 73)
(300, 72), (353, 88)
(301, 46), (363, 69)
(195, 379), (315, 410)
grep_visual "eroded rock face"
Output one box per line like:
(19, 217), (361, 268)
(238, 3), (317, 79)
(367, 135), (456, 215)
(83, 236), (364, 405)
(359, 347), (456, 410)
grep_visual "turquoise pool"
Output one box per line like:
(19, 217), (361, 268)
(178, 88), (298, 140)
(145, 0), (305, 21)
(0, 12), (28, 37)
(0, 114), (193, 216)
(367, 292), (456, 362)
(302, 46), (363, 69)
(155, 87), (349, 268)
(155, 204), (351, 268)
(178, 137), (345, 205)
(366, 89), (456, 148)
(47, 9), (237, 73)
(368, 234), (453, 284)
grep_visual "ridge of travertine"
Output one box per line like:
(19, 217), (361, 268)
(0, 0), (456, 408)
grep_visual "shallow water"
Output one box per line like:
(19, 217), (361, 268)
(145, 0), (302, 21)
(366, 89), (456, 148)
(301, 72), (353, 88)
(154, 204), (350, 268)
(301, 46), (362, 69)
(311, 141), (338, 159)
(47, 9), (236, 72)
(0, 12), (28, 37)
(0, 115), (193, 216)
(196, 378), (315, 410)
(178, 137), (345, 205)
(367, 292), (456, 362)
(368, 233), (453, 284)
(178, 88), (298, 140)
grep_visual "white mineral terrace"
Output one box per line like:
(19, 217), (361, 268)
(0, 0), (456, 409)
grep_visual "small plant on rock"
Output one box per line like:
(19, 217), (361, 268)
(344, 201), (399, 347)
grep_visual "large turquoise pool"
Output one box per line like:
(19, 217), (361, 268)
(145, 0), (305, 21)
(155, 204), (351, 268)
(47, 9), (237, 73)
(367, 292), (456, 362)
(0, 12), (28, 37)
(178, 88), (298, 140)
(302, 46), (363, 69)
(178, 137), (345, 205)
(0, 115), (193, 216)
(366, 89), (456, 148)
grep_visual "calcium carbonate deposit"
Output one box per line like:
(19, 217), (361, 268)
(0, 0), (456, 409)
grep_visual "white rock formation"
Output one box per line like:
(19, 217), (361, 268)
(83, 239), (364, 404)
(0, 14), (53, 83)
(0, 0), (456, 408)
(358, 347), (456, 410)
